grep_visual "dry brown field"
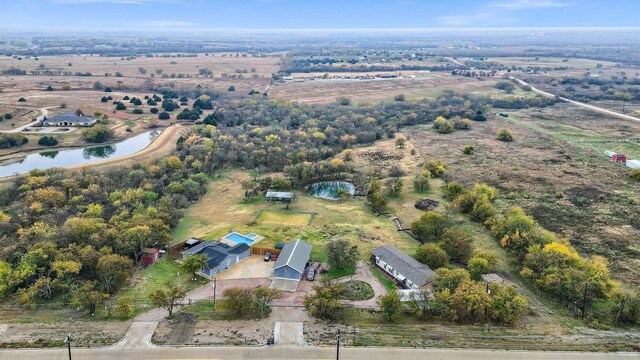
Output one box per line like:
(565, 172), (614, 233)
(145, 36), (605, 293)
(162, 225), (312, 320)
(269, 73), (526, 104)
(405, 102), (640, 286)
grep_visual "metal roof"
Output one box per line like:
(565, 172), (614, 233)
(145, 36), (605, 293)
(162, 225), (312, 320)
(182, 241), (250, 270)
(371, 245), (435, 287)
(266, 191), (294, 199)
(626, 160), (640, 169)
(44, 111), (96, 124)
(272, 239), (312, 273)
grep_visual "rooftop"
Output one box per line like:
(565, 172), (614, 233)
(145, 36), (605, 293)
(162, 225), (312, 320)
(182, 241), (250, 270)
(273, 239), (312, 273)
(44, 111), (96, 124)
(371, 245), (435, 287)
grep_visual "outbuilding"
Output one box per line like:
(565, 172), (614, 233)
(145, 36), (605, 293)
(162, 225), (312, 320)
(270, 239), (312, 292)
(266, 191), (295, 203)
(141, 248), (159, 265)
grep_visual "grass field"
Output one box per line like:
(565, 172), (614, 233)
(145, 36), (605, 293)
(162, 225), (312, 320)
(116, 259), (208, 310)
(254, 209), (313, 226)
(269, 73), (533, 104)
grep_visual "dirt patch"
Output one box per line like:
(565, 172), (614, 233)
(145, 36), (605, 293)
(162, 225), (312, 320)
(154, 316), (272, 346)
(0, 321), (130, 348)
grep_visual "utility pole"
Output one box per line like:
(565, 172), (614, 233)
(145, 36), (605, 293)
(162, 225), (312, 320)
(64, 334), (72, 360)
(581, 282), (589, 320)
(336, 328), (340, 360)
(212, 277), (217, 310)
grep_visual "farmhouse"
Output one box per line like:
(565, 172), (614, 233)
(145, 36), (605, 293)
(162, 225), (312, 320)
(270, 239), (312, 292)
(181, 241), (250, 278)
(371, 245), (435, 290)
(42, 111), (97, 127)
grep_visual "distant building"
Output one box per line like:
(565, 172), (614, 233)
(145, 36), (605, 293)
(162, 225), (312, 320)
(612, 153), (627, 164)
(181, 241), (250, 278)
(626, 160), (640, 169)
(43, 111), (97, 127)
(371, 245), (435, 290)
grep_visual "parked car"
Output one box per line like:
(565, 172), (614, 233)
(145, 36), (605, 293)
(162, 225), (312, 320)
(306, 266), (316, 281)
(271, 254), (278, 261)
(264, 251), (272, 262)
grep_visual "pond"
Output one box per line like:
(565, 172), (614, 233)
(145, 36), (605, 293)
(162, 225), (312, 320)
(0, 130), (160, 178)
(308, 181), (355, 200)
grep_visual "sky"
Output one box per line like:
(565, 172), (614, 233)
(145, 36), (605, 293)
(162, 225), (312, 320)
(0, 0), (639, 32)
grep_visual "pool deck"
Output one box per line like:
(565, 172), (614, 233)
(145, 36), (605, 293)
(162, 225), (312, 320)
(220, 231), (265, 247)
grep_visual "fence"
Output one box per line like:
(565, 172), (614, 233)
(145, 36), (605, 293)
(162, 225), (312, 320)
(167, 240), (188, 260)
(250, 247), (281, 256)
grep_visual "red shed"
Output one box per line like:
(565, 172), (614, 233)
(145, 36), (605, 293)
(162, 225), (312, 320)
(612, 153), (627, 164)
(141, 248), (159, 265)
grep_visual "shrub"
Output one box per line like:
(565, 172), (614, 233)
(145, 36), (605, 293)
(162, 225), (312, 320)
(631, 169), (640, 182)
(337, 97), (351, 106)
(18, 97), (26, 102)
(467, 257), (490, 280)
(131, 109), (143, 114)
(123, 95), (130, 100)
(412, 211), (450, 242)
(227, 85), (235, 92)
(100, 96), (108, 103)
(423, 159), (447, 177)
(415, 244), (448, 269)
(497, 128), (513, 142)
(115, 103), (126, 111)
(4, 113), (12, 120)
(158, 111), (170, 120)
(38, 136), (59, 146)
(453, 118), (472, 130)
(114, 296), (133, 318)
(439, 228), (473, 263)
(433, 116), (454, 134)
(463, 145), (474, 155)
(46, 85), (53, 91)
(82, 125), (114, 143)
(150, 107), (159, 114)
(104, 87), (112, 92)
(394, 94), (406, 102)
(377, 292), (403, 322)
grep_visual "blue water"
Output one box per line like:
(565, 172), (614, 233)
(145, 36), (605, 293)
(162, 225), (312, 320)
(0, 130), (160, 178)
(225, 233), (254, 245)
(308, 181), (355, 200)
(247, 233), (258, 239)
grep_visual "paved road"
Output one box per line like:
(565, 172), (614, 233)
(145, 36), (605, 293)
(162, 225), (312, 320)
(0, 345), (638, 360)
(511, 77), (640, 124)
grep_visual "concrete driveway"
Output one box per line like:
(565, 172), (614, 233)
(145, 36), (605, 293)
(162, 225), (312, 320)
(216, 255), (273, 280)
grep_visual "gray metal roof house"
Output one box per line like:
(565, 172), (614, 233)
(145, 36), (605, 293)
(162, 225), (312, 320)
(371, 245), (435, 290)
(266, 191), (294, 202)
(181, 241), (250, 278)
(270, 239), (312, 292)
(43, 111), (97, 127)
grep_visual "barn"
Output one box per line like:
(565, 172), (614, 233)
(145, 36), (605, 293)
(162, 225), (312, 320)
(270, 239), (312, 292)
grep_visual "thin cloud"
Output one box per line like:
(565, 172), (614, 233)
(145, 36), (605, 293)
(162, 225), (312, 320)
(489, 0), (574, 10)
(135, 20), (194, 27)
(438, 12), (515, 26)
(50, 0), (183, 5)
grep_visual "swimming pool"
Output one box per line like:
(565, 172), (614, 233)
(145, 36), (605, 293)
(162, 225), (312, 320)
(225, 233), (254, 245)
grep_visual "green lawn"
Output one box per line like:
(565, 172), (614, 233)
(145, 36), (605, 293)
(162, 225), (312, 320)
(325, 265), (356, 280)
(255, 209), (313, 226)
(116, 259), (208, 304)
(369, 264), (397, 291)
(338, 280), (374, 301)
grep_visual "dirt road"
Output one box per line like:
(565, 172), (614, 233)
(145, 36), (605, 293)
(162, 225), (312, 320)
(511, 77), (640, 124)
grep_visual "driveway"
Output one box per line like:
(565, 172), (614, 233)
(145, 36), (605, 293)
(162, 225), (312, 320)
(335, 261), (388, 308)
(216, 255), (273, 280)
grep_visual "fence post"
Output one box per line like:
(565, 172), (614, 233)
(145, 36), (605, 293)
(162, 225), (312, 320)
(353, 328), (356, 345)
